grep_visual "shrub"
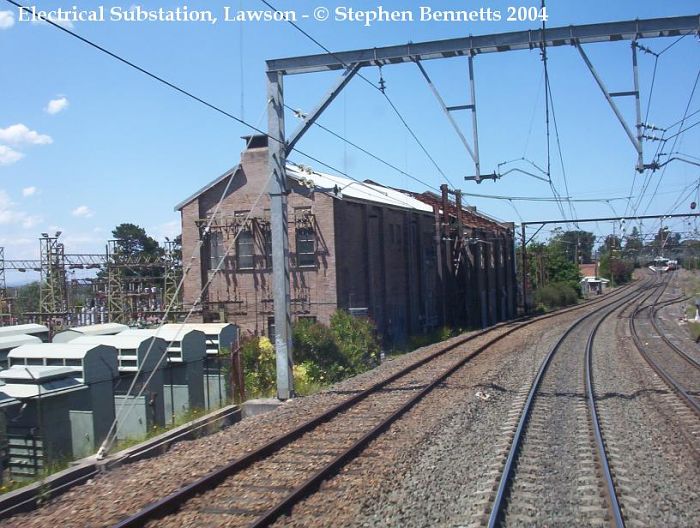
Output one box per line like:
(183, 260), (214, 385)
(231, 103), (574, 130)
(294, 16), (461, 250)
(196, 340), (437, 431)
(240, 336), (276, 397)
(329, 310), (380, 372)
(533, 282), (579, 310)
(293, 319), (349, 383)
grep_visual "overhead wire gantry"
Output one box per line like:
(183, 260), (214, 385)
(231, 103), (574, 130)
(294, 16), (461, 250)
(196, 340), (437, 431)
(265, 14), (700, 398)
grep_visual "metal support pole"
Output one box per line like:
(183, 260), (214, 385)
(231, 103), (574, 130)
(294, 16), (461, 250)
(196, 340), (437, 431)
(575, 42), (643, 165)
(267, 70), (294, 400)
(631, 42), (644, 171)
(287, 63), (360, 153)
(521, 224), (529, 313)
(414, 61), (479, 167)
(468, 55), (482, 181)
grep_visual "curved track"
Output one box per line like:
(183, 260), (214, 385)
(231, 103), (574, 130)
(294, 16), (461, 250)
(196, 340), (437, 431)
(630, 272), (700, 416)
(486, 280), (652, 527)
(112, 284), (637, 528)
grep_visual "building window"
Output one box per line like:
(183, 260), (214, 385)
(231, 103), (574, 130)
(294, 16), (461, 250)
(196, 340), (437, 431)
(297, 315), (317, 324)
(209, 231), (224, 270)
(263, 228), (273, 268)
(296, 227), (316, 267)
(236, 229), (254, 270)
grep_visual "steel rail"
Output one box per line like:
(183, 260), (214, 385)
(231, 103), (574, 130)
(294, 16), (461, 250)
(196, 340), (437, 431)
(630, 276), (700, 417)
(112, 283), (638, 527)
(247, 282), (644, 528)
(487, 280), (653, 528)
(584, 294), (637, 528)
(651, 294), (700, 369)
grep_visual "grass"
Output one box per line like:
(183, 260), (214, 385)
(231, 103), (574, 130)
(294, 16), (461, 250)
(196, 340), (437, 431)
(0, 458), (71, 497)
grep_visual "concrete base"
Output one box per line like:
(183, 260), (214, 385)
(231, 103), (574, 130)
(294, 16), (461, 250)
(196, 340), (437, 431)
(241, 398), (284, 418)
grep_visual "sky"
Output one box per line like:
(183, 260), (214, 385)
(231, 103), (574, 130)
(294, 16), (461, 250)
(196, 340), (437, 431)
(0, 0), (698, 284)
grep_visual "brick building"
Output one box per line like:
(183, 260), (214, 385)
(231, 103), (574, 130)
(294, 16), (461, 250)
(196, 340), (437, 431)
(176, 136), (516, 343)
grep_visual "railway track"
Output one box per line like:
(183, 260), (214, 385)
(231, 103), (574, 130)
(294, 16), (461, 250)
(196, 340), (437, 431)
(650, 294), (699, 369)
(630, 272), (700, 416)
(484, 279), (653, 527)
(112, 283), (637, 528)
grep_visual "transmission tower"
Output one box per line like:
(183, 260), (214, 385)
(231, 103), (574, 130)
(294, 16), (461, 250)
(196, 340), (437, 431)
(0, 247), (8, 321)
(107, 240), (127, 323)
(163, 239), (182, 318)
(39, 233), (67, 320)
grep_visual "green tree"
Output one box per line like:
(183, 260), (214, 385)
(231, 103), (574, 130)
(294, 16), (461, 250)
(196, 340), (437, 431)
(112, 223), (162, 258)
(551, 230), (596, 264)
(14, 281), (40, 314)
(107, 223), (164, 281)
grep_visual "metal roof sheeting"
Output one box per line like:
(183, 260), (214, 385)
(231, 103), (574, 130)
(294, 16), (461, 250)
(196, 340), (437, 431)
(70, 335), (161, 350)
(0, 324), (49, 339)
(287, 164), (433, 213)
(0, 365), (78, 382)
(53, 323), (129, 342)
(0, 334), (42, 350)
(9, 344), (106, 360)
(120, 327), (201, 342)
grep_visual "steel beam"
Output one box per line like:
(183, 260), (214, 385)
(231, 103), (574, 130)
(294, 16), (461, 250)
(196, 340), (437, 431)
(631, 42), (644, 171)
(468, 55), (481, 181)
(287, 63), (360, 153)
(522, 212), (700, 226)
(415, 60), (479, 168)
(267, 70), (294, 400)
(267, 16), (699, 74)
(575, 42), (643, 166)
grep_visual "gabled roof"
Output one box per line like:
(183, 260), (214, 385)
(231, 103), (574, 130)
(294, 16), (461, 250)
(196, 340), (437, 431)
(174, 161), (433, 214)
(174, 164), (240, 211)
(0, 334), (42, 350)
(0, 324), (48, 338)
(9, 343), (113, 360)
(71, 335), (163, 350)
(287, 164), (433, 212)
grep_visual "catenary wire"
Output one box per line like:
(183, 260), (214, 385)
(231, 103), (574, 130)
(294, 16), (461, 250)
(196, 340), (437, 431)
(258, 0), (457, 189)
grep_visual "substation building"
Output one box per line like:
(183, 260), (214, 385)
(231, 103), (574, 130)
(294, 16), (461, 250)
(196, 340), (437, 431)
(2, 343), (118, 476)
(119, 327), (207, 423)
(176, 135), (516, 344)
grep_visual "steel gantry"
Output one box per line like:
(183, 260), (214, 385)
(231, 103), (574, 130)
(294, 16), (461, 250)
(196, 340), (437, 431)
(265, 14), (699, 398)
(0, 234), (182, 325)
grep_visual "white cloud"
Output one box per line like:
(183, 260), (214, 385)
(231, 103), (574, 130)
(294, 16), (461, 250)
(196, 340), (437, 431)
(0, 190), (43, 228)
(45, 96), (69, 115)
(72, 205), (94, 218)
(0, 10), (14, 30)
(0, 123), (53, 146)
(22, 186), (37, 197)
(151, 219), (180, 242)
(0, 145), (24, 166)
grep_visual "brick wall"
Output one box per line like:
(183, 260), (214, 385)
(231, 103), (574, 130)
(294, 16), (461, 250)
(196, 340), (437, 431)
(178, 141), (517, 343)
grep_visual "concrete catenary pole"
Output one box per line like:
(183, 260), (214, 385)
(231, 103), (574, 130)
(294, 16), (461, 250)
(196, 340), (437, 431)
(267, 70), (294, 400)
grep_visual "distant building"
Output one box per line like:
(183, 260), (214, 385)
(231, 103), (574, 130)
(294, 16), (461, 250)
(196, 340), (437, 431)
(579, 262), (609, 295)
(176, 136), (517, 344)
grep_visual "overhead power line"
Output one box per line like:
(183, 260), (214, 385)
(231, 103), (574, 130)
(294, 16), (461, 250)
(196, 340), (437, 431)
(259, 0), (457, 189)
